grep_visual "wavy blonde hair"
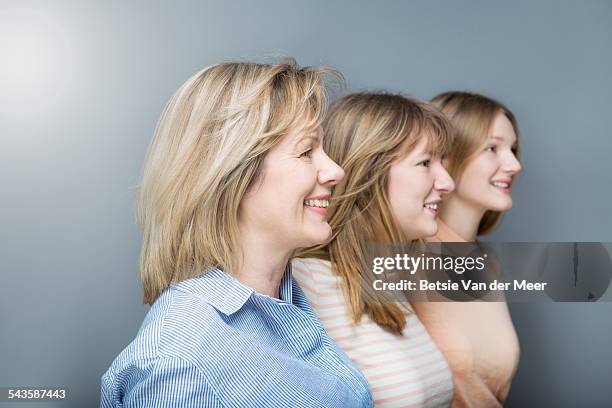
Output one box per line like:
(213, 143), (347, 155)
(300, 92), (454, 334)
(431, 91), (521, 235)
(137, 59), (342, 304)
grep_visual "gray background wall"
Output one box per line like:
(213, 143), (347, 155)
(1, 0), (610, 406)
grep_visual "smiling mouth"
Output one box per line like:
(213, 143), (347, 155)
(491, 181), (511, 191)
(423, 202), (439, 215)
(304, 198), (329, 217)
(304, 199), (329, 208)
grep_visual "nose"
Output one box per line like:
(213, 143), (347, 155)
(502, 151), (522, 175)
(433, 161), (455, 194)
(318, 151), (345, 186)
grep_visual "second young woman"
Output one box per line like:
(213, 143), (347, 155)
(293, 92), (456, 407)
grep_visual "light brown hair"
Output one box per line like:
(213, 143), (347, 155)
(300, 92), (454, 334)
(430, 91), (521, 235)
(137, 59), (342, 304)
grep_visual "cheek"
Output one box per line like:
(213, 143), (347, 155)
(294, 166), (318, 203)
(461, 158), (496, 191)
(388, 168), (427, 214)
(269, 159), (313, 195)
(476, 156), (499, 179)
(415, 173), (435, 200)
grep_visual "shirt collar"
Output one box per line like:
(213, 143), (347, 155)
(171, 263), (294, 315)
(279, 262), (294, 305)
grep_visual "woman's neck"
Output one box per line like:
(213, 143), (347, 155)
(439, 195), (486, 242)
(233, 225), (292, 298)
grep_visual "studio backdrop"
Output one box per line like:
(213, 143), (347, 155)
(1, 0), (611, 406)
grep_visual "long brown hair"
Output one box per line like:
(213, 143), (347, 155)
(300, 92), (453, 334)
(431, 91), (521, 235)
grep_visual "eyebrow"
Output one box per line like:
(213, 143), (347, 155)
(298, 134), (320, 143)
(420, 150), (435, 157)
(295, 129), (322, 144)
(490, 135), (518, 146)
(292, 134), (319, 151)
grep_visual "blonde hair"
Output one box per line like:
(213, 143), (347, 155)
(137, 59), (342, 304)
(431, 91), (521, 235)
(300, 92), (454, 334)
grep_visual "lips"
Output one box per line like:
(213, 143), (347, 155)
(304, 198), (329, 208)
(491, 178), (512, 192)
(304, 194), (330, 217)
(423, 199), (441, 216)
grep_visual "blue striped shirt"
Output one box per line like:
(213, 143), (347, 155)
(101, 265), (373, 407)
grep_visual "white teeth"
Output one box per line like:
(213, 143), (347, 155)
(424, 203), (438, 211)
(304, 199), (329, 208)
(492, 181), (509, 188)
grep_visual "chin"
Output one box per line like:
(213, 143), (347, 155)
(305, 224), (333, 246)
(411, 219), (438, 240)
(421, 223), (438, 239)
(487, 198), (513, 212)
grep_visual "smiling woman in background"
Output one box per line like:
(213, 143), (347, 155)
(100, 60), (374, 407)
(293, 92), (456, 407)
(412, 91), (523, 407)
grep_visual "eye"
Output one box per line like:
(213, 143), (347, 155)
(484, 145), (497, 153)
(418, 159), (431, 167)
(300, 149), (313, 159)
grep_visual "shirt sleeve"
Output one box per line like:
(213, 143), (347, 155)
(103, 356), (223, 408)
(291, 258), (320, 309)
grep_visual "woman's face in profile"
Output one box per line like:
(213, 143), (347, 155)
(387, 136), (455, 240)
(454, 112), (522, 213)
(240, 115), (345, 251)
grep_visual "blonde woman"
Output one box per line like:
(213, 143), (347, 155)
(100, 61), (374, 407)
(293, 92), (456, 407)
(411, 91), (522, 407)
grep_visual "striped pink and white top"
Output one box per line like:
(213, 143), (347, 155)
(292, 257), (454, 408)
